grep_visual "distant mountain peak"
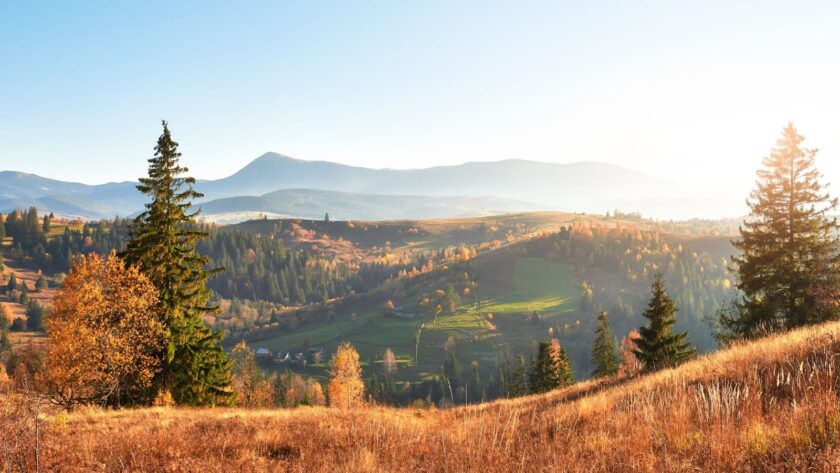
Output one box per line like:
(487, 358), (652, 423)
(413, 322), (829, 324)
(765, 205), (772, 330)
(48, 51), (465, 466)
(0, 153), (743, 220)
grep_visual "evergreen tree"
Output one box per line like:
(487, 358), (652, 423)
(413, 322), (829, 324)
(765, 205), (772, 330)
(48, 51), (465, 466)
(444, 284), (460, 315)
(122, 121), (231, 405)
(35, 274), (48, 292)
(7, 273), (16, 291)
(529, 339), (573, 393)
(509, 354), (528, 397)
(591, 309), (618, 377)
(720, 124), (840, 340)
(18, 283), (28, 304)
(25, 300), (44, 331)
(443, 344), (462, 382)
(634, 274), (694, 371)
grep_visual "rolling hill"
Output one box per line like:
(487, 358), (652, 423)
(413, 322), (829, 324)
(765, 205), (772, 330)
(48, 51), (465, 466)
(195, 188), (544, 223)
(14, 320), (840, 471)
(0, 154), (740, 220)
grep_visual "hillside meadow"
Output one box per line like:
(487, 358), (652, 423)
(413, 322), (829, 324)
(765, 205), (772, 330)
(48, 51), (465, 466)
(3, 320), (840, 472)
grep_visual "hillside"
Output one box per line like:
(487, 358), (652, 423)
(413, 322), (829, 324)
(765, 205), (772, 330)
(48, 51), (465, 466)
(8, 320), (840, 471)
(222, 216), (735, 388)
(0, 155), (739, 220)
(1, 209), (738, 401)
(196, 188), (544, 223)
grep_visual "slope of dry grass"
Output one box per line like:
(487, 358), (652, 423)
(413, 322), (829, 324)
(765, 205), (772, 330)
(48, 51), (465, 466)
(7, 321), (840, 472)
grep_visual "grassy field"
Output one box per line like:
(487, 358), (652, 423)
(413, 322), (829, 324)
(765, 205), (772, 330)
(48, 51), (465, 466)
(250, 255), (582, 382)
(7, 320), (840, 471)
(477, 256), (579, 314)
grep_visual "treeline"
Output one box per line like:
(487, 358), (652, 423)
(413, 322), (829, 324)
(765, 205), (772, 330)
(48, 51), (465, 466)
(0, 212), (414, 308)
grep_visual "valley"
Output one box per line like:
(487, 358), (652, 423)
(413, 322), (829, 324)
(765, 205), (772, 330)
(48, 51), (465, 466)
(0, 208), (736, 405)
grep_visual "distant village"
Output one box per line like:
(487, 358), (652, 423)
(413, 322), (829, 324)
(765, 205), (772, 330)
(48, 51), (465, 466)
(254, 346), (326, 368)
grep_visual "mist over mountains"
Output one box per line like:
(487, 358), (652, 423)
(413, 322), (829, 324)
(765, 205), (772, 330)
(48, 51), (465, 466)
(0, 153), (740, 221)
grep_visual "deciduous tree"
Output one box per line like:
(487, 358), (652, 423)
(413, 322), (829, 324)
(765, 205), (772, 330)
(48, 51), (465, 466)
(382, 348), (397, 375)
(618, 330), (642, 377)
(328, 342), (364, 408)
(42, 252), (164, 410)
(230, 342), (275, 408)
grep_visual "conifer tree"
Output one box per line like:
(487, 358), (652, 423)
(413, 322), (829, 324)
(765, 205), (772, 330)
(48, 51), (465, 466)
(591, 309), (618, 377)
(122, 121), (231, 405)
(720, 124), (840, 340)
(35, 275), (48, 292)
(529, 339), (573, 393)
(509, 354), (528, 397)
(634, 274), (694, 371)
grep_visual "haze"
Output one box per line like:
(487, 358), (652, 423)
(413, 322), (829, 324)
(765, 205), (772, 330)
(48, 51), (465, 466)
(1, 1), (839, 203)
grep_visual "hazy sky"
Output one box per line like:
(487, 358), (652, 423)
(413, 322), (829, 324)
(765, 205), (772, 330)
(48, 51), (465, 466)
(1, 1), (839, 197)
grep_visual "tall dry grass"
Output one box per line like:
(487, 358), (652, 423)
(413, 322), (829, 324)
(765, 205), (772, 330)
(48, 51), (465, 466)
(7, 322), (840, 471)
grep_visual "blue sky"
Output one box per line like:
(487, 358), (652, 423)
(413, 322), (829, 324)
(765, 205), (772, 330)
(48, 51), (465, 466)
(1, 1), (839, 195)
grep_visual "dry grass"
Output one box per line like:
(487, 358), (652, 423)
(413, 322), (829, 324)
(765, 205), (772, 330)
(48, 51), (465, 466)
(8, 322), (840, 472)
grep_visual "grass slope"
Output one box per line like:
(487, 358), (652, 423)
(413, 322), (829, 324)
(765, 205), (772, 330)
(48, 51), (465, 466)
(249, 255), (581, 382)
(13, 320), (840, 471)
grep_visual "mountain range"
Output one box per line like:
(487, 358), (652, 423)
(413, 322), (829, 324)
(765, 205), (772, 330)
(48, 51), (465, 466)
(0, 153), (740, 221)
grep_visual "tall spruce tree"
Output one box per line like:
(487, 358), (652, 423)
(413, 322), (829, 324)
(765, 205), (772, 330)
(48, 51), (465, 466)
(529, 339), (573, 393)
(122, 121), (231, 405)
(591, 309), (618, 377)
(509, 354), (528, 397)
(634, 274), (694, 371)
(720, 124), (840, 340)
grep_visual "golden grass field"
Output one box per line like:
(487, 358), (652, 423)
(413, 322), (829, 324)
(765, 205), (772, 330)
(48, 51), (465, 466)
(5, 320), (840, 472)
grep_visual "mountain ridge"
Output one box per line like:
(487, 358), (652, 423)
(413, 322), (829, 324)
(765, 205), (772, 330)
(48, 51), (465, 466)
(0, 154), (737, 220)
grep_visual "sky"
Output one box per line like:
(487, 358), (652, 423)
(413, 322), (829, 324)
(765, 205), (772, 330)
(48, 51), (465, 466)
(1, 1), (839, 198)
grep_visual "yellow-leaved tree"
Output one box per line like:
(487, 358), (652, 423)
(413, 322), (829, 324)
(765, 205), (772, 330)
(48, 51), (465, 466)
(328, 342), (364, 408)
(230, 341), (275, 408)
(43, 251), (164, 410)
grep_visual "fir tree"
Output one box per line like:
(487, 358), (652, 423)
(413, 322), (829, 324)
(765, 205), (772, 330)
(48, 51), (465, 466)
(634, 274), (695, 371)
(35, 275), (48, 292)
(529, 339), (573, 393)
(591, 309), (618, 377)
(25, 300), (44, 331)
(509, 354), (528, 397)
(122, 121), (231, 405)
(18, 283), (28, 304)
(720, 124), (840, 340)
